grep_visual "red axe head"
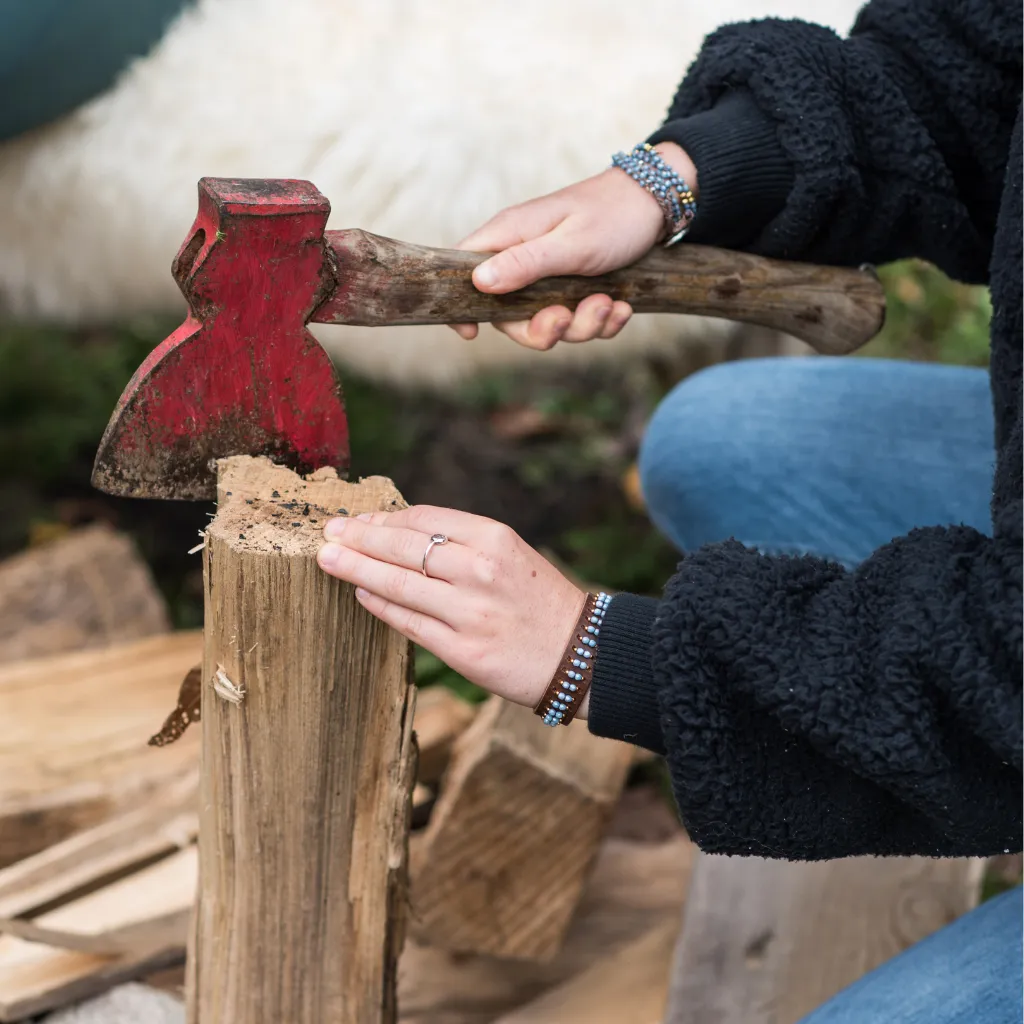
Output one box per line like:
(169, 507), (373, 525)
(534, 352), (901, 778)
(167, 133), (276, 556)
(92, 178), (349, 500)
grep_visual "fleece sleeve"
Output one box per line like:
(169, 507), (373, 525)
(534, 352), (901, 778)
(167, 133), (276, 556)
(643, 0), (1021, 283)
(588, 0), (1022, 860)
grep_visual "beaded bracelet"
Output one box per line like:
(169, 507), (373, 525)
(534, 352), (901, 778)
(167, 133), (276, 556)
(611, 142), (697, 246)
(534, 592), (611, 727)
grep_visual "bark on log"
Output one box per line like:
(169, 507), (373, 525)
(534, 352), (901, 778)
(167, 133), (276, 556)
(186, 457), (416, 1024)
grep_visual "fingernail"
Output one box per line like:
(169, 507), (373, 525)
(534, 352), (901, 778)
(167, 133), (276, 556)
(356, 512), (372, 522)
(475, 262), (498, 287)
(355, 587), (370, 600)
(324, 518), (347, 540)
(317, 542), (341, 569)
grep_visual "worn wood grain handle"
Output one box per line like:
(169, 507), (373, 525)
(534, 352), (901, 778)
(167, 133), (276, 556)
(316, 229), (885, 355)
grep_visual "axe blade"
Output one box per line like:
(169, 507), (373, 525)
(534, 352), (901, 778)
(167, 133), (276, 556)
(92, 179), (350, 500)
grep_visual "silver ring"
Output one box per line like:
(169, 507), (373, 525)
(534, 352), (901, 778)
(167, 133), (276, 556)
(421, 533), (449, 577)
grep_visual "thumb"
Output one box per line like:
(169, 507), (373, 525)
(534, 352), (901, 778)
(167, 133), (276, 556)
(473, 227), (581, 294)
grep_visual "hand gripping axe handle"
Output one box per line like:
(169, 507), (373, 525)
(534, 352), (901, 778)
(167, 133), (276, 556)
(92, 178), (885, 501)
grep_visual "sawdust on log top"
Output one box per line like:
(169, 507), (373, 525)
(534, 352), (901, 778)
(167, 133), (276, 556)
(209, 456), (406, 556)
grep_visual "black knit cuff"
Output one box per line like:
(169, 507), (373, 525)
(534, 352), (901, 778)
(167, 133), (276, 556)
(647, 90), (794, 248)
(587, 594), (664, 756)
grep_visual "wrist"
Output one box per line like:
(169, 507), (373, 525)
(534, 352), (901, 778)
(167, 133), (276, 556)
(652, 142), (699, 201)
(533, 592), (609, 728)
(610, 143), (699, 244)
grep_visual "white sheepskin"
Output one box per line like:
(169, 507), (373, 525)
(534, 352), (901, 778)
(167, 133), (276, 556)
(44, 983), (183, 1024)
(0, 0), (864, 387)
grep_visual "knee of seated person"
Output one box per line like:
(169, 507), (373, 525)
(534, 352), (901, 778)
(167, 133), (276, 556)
(638, 360), (787, 551)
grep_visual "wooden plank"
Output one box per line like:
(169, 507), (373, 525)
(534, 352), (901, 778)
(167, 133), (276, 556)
(0, 632), (201, 867)
(0, 771), (197, 919)
(413, 686), (478, 786)
(0, 847), (195, 1022)
(663, 852), (984, 1024)
(0, 524), (169, 665)
(399, 832), (693, 1023)
(410, 697), (635, 961)
(186, 458), (416, 1024)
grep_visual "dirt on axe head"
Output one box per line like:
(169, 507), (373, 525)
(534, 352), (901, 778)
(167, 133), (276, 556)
(92, 178), (350, 501)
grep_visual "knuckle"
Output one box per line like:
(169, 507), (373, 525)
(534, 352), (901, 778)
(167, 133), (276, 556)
(484, 520), (515, 550)
(506, 247), (535, 276)
(383, 569), (408, 603)
(458, 637), (491, 673)
(471, 552), (498, 586)
(401, 609), (426, 642)
(403, 506), (436, 529)
(395, 531), (421, 566)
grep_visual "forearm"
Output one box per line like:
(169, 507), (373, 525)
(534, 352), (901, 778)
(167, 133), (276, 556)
(590, 527), (1023, 860)
(648, 0), (1021, 278)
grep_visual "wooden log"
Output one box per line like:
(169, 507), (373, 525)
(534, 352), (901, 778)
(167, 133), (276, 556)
(409, 696), (634, 961)
(0, 523), (169, 665)
(137, 795), (695, 1020)
(663, 852), (984, 1024)
(412, 686), (478, 786)
(187, 457), (416, 1024)
(0, 632), (202, 868)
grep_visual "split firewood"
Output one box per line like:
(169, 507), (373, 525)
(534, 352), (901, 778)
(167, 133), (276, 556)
(399, 831), (693, 1023)
(0, 771), (197, 919)
(0, 523), (169, 665)
(187, 458), (416, 1024)
(412, 686), (478, 785)
(409, 696), (635, 960)
(0, 847), (195, 1022)
(0, 632), (201, 867)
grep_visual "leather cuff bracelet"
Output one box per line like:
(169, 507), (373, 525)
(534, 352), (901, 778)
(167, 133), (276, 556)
(533, 592), (610, 727)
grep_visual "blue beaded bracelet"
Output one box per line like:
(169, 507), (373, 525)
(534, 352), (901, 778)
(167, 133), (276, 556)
(611, 143), (697, 246)
(534, 592), (611, 727)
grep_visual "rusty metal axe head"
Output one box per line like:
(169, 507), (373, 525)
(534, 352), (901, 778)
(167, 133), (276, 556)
(92, 178), (349, 501)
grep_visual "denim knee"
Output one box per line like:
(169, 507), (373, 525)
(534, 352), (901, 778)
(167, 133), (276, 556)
(638, 356), (997, 563)
(639, 359), (781, 553)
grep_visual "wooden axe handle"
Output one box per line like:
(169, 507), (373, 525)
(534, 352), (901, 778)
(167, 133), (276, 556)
(316, 229), (885, 355)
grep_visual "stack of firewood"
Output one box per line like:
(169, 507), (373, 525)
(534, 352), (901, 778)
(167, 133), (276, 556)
(0, 525), (692, 1024)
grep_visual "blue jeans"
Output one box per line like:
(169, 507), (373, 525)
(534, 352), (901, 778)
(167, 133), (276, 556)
(640, 357), (996, 565)
(639, 357), (1021, 1023)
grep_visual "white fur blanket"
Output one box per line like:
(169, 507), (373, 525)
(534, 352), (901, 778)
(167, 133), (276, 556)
(0, 0), (863, 386)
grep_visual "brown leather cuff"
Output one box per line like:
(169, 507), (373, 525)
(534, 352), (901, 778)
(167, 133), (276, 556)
(533, 592), (608, 726)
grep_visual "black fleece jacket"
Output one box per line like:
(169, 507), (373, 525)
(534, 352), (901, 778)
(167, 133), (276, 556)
(588, 0), (1022, 860)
